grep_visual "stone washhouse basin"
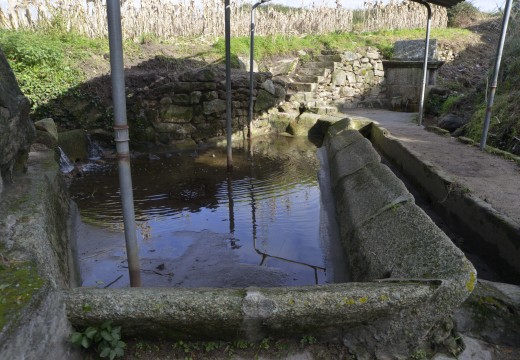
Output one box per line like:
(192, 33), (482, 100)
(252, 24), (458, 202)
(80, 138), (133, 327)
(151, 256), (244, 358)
(64, 118), (476, 357)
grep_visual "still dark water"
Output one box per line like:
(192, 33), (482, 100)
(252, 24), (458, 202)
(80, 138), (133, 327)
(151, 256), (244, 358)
(70, 135), (346, 288)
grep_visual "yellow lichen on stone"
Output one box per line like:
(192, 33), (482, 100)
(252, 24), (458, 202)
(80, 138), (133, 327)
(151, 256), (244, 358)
(379, 294), (389, 302)
(343, 298), (356, 305)
(358, 297), (368, 304)
(466, 271), (477, 292)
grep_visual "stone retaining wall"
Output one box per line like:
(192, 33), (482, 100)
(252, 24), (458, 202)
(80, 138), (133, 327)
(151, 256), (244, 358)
(328, 49), (386, 110)
(125, 67), (286, 145)
(63, 118), (476, 358)
(0, 151), (80, 359)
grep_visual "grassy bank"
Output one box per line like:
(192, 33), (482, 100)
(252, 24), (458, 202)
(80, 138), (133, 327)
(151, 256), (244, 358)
(0, 26), (472, 112)
(456, 9), (520, 155)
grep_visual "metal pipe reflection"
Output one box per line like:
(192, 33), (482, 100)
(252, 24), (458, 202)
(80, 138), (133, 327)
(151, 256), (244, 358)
(247, 143), (325, 284)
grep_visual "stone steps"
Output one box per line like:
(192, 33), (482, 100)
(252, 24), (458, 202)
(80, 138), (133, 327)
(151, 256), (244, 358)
(294, 75), (326, 84)
(316, 54), (342, 62)
(306, 106), (338, 115)
(297, 68), (331, 77)
(287, 82), (317, 92)
(301, 61), (336, 69)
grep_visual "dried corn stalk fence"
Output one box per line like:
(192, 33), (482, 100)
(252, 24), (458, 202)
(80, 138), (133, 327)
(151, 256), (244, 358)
(363, 0), (448, 31)
(0, 0), (447, 40)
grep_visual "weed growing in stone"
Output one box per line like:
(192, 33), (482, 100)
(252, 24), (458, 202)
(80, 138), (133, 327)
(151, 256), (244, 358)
(69, 321), (126, 360)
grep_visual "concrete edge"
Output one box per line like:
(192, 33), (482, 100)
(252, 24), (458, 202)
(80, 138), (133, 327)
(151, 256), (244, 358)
(370, 124), (520, 281)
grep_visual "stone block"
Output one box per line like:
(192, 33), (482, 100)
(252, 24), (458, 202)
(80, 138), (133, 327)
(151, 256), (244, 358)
(329, 135), (380, 182)
(393, 39), (438, 61)
(34, 118), (58, 142)
(269, 111), (298, 133)
(332, 70), (347, 86)
(160, 104), (193, 122)
(261, 79), (276, 95)
(297, 112), (322, 128)
(58, 129), (88, 162)
(172, 94), (190, 105)
(203, 99), (227, 115)
(342, 51), (359, 62)
(254, 89), (278, 112)
(333, 162), (413, 231)
(269, 58), (298, 76)
(347, 202), (471, 281)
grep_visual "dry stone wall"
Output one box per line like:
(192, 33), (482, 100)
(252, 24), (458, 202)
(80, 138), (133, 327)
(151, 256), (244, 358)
(328, 48), (386, 109)
(125, 67), (286, 146)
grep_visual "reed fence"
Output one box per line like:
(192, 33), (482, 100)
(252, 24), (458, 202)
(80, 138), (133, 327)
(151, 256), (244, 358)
(0, 0), (448, 40)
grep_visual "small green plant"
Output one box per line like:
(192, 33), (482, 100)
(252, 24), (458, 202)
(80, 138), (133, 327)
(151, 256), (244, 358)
(300, 335), (317, 346)
(259, 338), (271, 350)
(203, 341), (221, 353)
(233, 339), (250, 350)
(69, 321), (126, 360)
(411, 348), (428, 360)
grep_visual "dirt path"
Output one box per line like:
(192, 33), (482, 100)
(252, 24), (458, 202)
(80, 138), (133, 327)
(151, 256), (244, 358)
(344, 109), (520, 226)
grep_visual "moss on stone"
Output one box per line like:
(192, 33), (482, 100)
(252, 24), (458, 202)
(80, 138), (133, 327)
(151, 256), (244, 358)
(0, 261), (44, 330)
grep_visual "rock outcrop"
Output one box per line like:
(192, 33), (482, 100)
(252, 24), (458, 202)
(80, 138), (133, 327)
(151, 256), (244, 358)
(0, 48), (35, 192)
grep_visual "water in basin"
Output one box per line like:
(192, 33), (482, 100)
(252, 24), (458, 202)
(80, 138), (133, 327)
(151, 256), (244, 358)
(69, 135), (346, 288)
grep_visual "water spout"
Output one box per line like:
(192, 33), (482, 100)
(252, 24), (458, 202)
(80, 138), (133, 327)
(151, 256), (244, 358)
(87, 134), (104, 161)
(58, 146), (75, 174)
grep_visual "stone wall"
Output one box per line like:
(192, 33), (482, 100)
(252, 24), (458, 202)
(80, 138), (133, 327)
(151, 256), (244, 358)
(0, 48), (35, 193)
(0, 151), (81, 359)
(328, 48), (386, 109)
(125, 67), (286, 146)
(285, 48), (386, 111)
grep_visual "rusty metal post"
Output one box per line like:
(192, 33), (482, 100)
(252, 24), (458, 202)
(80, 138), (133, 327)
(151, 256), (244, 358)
(480, 0), (513, 150)
(107, 0), (141, 287)
(418, 0), (432, 126)
(225, 0), (233, 172)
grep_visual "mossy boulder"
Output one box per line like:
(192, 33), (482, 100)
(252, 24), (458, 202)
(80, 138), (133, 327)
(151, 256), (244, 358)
(58, 129), (88, 163)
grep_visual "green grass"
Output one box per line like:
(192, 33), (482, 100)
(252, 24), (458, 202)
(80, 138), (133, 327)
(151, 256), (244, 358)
(0, 25), (473, 114)
(212, 28), (473, 61)
(0, 28), (109, 108)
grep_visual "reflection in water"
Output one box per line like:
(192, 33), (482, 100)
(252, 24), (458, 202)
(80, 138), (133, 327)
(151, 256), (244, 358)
(71, 135), (338, 287)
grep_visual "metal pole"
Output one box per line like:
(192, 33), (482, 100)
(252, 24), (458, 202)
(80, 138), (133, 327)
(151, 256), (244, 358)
(225, 0), (233, 172)
(107, 0), (141, 287)
(480, 0), (513, 150)
(247, 0), (270, 140)
(418, 0), (432, 127)
(247, 4), (258, 140)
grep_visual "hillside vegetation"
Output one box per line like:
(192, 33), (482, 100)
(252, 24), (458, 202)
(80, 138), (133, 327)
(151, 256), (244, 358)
(463, 8), (520, 154)
(1, 0), (518, 156)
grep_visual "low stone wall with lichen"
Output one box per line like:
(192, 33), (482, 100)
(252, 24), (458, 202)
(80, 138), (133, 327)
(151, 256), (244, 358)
(0, 151), (80, 359)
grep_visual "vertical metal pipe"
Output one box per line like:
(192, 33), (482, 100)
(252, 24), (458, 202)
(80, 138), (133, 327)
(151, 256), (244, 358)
(247, 1), (270, 140)
(225, 0), (233, 172)
(480, 0), (513, 150)
(106, 0), (141, 287)
(418, 1), (432, 127)
(247, 4), (258, 140)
